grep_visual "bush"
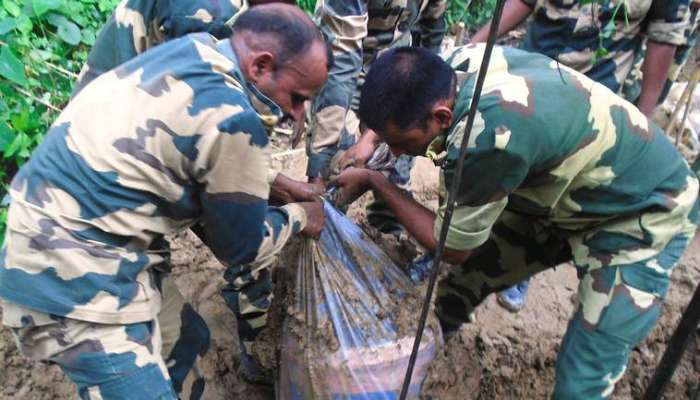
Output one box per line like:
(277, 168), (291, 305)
(0, 0), (119, 245)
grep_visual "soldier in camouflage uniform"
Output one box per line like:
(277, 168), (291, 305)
(333, 45), (698, 398)
(307, 0), (447, 234)
(0, 5), (330, 399)
(70, 0), (319, 387)
(622, 0), (700, 105)
(471, 0), (691, 116)
(472, 0), (692, 310)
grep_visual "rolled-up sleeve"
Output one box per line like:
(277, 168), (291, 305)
(646, 0), (691, 45)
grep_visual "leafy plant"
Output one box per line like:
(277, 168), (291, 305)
(0, 0), (119, 245)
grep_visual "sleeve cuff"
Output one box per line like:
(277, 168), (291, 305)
(281, 203), (308, 234)
(647, 21), (688, 46)
(433, 198), (508, 251)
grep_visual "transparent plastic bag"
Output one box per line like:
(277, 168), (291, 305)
(279, 201), (441, 399)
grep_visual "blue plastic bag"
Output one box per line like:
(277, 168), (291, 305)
(279, 202), (440, 399)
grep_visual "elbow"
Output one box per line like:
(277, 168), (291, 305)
(441, 248), (471, 265)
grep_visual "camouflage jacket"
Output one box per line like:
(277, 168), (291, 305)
(431, 45), (698, 287)
(74, 0), (245, 94)
(307, 0), (447, 178)
(0, 34), (306, 324)
(520, 0), (690, 93)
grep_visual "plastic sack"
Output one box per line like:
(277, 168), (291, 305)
(279, 201), (440, 399)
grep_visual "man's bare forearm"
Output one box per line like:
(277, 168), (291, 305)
(470, 0), (533, 43)
(637, 41), (676, 116)
(367, 171), (471, 264)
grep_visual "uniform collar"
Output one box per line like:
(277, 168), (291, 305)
(424, 71), (474, 167)
(223, 0), (248, 28)
(216, 38), (283, 130)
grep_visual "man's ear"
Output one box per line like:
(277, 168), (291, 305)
(248, 51), (275, 82)
(432, 104), (453, 129)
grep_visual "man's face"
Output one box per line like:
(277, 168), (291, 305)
(253, 41), (328, 122)
(381, 119), (443, 158)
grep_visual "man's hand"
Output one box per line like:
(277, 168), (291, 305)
(334, 129), (380, 171)
(270, 174), (325, 205)
(330, 167), (380, 205)
(298, 200), (325, 239)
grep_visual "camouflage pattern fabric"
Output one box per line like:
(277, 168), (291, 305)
(2, 274), (209, 399)
(74, 0), (246, 94)
(306, 0), (447, 179)
(431, 44), (698, 398)
(622, 1), (700, 104)
(3, 304), (176, 399)
(519, 0), (690, 94)
(0, 33), (306, 326)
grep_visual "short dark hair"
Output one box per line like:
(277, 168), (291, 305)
(233, 5), (333, 71)
(359, 47), (455, 133)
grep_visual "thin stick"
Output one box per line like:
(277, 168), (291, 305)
(15, 87), (61, 112)
(397, 0), (508, 398)
(45, 62), (79, 79)
(668, 67), (700, 137)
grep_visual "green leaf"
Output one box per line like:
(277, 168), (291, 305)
(32, 0), (62, 17)
(0, 46), (28, 86)
(81, 28), (95, 45)
(46, 11), (67, 27)
(2, 0), (20, 17)
(15, 13), (31, 32)
(4, 131), (25, 158)
(0, 121), (13, 151)
(10, 109), (29, 131)
(57, 19), (81, 45)
(0, 17), (15, 34)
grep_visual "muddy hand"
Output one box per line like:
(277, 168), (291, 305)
(271, 174), (325, 204)
(339, 129), (378, 170)
(329, 167), (375, 206)
(299, 200), (325, 239)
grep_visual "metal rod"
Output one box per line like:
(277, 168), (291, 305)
(643, 282), (700, 400)
(397, 1), (508, 398)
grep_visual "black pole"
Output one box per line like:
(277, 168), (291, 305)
(643, 282), (700, 400)
(397, 1), (508, 398)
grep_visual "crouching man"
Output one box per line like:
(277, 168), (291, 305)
(0, 4), (329, 399)
(334, 45), (698, 398)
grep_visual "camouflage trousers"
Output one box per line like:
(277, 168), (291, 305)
(435, 209), (694, 399)
(1, 276), (209, 400)
(221, 260), (273, 354)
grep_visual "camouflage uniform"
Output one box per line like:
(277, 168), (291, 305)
(74, 0), (246, 94)
(308, 0), (447, 233)
(520, 0), (690, 94)
(71, 0), (272, 387)
(432, 45), (698, 398)
(622, 1), (700, 104)
(0, 33), (305, 398)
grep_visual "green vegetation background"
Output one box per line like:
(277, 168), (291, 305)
(0, 0), (494, 244)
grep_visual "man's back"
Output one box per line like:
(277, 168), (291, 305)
(440, 45), (697, 235)
(74, 0), (244, 93)
(520, 0), (689, 93)
(1, 33), (276, 324)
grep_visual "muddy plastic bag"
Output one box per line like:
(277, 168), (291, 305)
(279, 201), (440, 399)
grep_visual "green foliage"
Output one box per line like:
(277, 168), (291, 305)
(295, 0), (495, 29)
(447, 0), (496, 28)
(0, 0), (119, 245)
